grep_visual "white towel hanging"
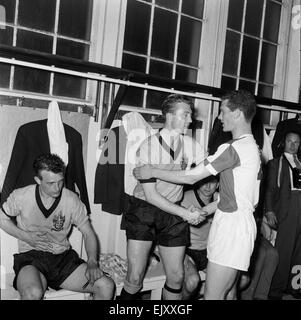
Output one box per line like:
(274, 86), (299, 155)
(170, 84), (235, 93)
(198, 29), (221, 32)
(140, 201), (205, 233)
(47, 100), (69, 166)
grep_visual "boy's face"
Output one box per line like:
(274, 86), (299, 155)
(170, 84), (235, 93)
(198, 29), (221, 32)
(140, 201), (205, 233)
(169, 102), (192, 134)
(218, 100), (237, 132)
(35, 170), (64, 198)
(199, 180), (218, 197)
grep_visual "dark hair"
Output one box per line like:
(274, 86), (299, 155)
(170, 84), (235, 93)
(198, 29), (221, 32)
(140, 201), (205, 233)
(278, 131), (301, 154)
(194, 175), (219, 190)
(161, 94), (193, 120)
(33, 154), (66, 178)
(284, 130), (301, 140)
(221, 90), (256, 122)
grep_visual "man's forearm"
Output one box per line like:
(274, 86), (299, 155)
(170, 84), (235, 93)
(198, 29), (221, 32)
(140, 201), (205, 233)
(150, 196), (187, 219)
(152, 162), (210, 185)
(202, 201), (218, 216)
(83, 231), (99, 264)
(152, 168), (194, 184)
(0, 213), (28, 242)
(145, 191), (197, 222)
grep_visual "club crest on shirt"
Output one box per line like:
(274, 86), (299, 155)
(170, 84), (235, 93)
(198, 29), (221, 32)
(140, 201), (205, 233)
(51, 211), (65, 231)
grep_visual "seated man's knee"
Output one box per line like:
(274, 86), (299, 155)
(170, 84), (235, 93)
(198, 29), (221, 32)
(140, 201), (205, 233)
(239, 274), (250, 290)
(20, 285), (44, 300)
(185, 272), (200, 292)
(93, 276), (115, 299)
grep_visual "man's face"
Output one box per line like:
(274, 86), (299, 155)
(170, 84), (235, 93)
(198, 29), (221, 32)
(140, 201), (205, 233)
(199, 180), (218, 198)
(35, 170), (64, 198)
(218, 100), (237, 132)
(284, 133), (301, 155)
(169, 102), (192, 134)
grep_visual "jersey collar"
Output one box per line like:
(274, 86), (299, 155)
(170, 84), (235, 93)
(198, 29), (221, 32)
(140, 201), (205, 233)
(35, 185), (62, 219)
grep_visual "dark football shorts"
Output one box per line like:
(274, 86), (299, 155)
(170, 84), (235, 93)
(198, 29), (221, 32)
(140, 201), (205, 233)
(13, 249), (85, 290)
(186, 248), (208, 271)
(121, 196), (190, 247)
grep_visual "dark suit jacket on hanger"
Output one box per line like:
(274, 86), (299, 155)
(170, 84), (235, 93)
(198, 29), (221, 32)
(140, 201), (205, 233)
(207, 117), (232, 155)
(1, 119), (91, 213)
(94, 125), (128, 215)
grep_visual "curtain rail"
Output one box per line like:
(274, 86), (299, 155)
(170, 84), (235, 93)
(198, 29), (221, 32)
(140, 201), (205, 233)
(1, 56), (301, 114)
(0, 57), (221, 102)
(0, 44), (300, 111)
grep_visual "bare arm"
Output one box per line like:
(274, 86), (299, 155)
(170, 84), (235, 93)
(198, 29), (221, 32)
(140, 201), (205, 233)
(202, 200), (218, 217)
(0, 209), (53, 251)
(142, 182), (206, 225)
(79, 221), (105, 285)
(134, 161), (212, 185)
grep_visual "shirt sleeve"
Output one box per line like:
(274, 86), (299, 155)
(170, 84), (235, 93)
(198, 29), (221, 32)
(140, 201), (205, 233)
(204, 143), (240, 175)
(1, 190), (21, 218)
(136, 137), (156, 183)
(71, 197), (89, 229)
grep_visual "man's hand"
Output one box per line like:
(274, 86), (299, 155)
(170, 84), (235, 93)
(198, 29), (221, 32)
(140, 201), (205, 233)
(133, 165), (154, 180)
(265, 211), (278, 230)
(185, 205), (207, 225)
(85, 260), (106, 286)
(24, 231), (54, 251)
(261, 220), (274, 242)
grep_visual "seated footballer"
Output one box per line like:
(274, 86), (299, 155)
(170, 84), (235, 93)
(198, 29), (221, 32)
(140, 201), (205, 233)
(0, 153), (115, 300)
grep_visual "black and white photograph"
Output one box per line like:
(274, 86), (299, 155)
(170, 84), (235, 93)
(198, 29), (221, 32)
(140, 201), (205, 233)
(0, 0), (300, 310)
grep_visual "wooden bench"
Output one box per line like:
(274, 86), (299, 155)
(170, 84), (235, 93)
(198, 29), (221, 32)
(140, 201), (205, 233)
(1, 263), (205, 300)
(1, 264), (166, 300)
(1, 259), (166, 300)
(1, 225), (203, 300)
(1, 227), (88, 300)
(1, 273), (89, 300)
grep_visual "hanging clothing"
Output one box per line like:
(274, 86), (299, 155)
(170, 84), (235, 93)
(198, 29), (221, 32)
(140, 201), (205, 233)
(261, 128), (273, 164)
(122, 112), (155, 196)
(94, 125), (128, 215)
(47, 100), (69, 166)
(208, 115), (267, 156)
(94, 112), (155, 214)
(208, 117), (232, 155)
(1, 119), (90, 213)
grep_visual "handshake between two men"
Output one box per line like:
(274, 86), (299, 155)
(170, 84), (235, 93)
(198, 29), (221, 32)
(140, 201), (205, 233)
(133, 164), (208, 226)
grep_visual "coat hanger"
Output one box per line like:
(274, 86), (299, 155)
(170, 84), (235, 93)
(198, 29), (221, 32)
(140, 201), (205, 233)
(296, 113), (301, 123)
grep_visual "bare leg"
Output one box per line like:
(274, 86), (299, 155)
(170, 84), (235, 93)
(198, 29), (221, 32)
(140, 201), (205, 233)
(17, 265), (47, 300)
(225, 271), (241, 300)
(60, 263), (115, 300)
(123, 240), (153, 296)
(159, 245), (186, 300)
(182, 255), (201, 300)
(204, 261), (238, 300)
